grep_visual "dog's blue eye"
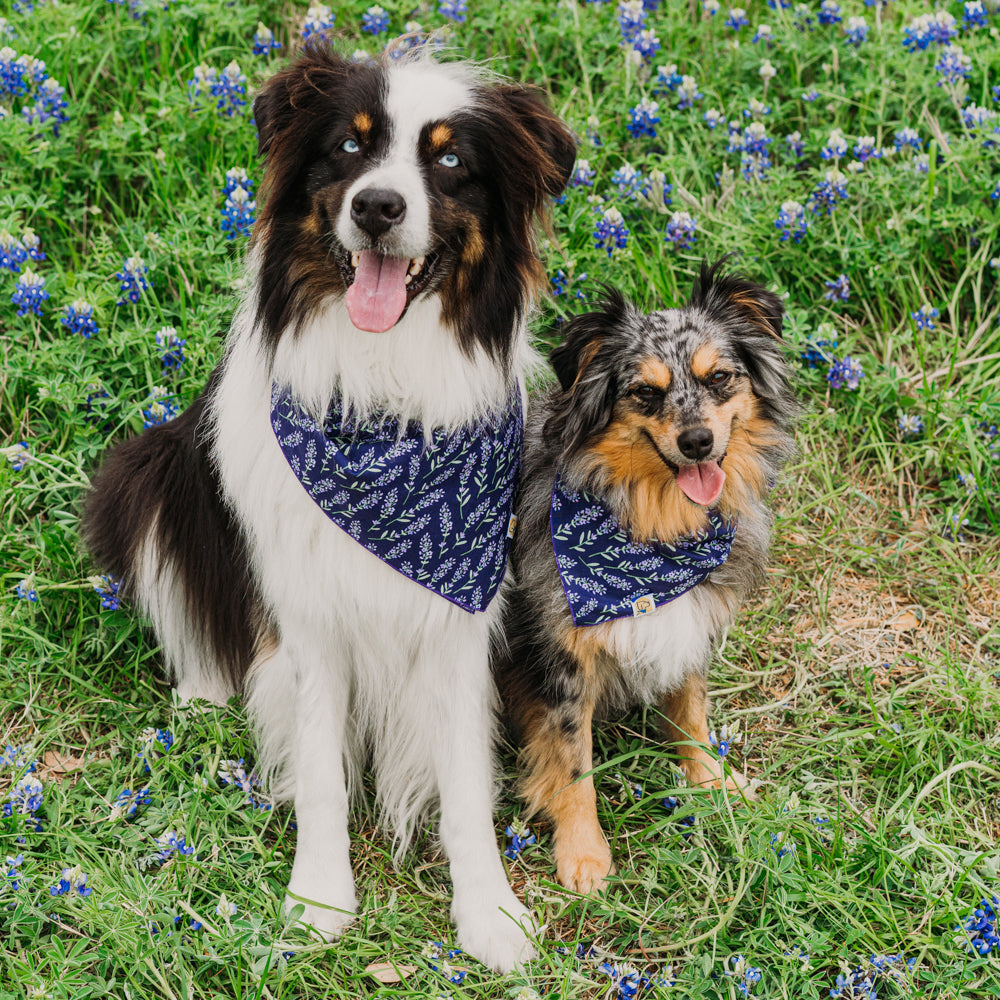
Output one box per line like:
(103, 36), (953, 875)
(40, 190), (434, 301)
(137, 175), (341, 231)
(342, 138), (360, 153)
(438, 152), (460, 168)
(709, 371), (732, 386)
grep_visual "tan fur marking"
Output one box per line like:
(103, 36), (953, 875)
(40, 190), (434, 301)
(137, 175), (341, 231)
(462, 224), (486, 265)
(430, 122), (453, 149)
(729, 292), (778, 338)
(691, 344), (722, 380)
(638, 357), (671, 390)
(352, 111), (373, 137)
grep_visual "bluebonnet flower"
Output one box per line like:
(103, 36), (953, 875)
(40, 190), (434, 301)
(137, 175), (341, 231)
(784, 130), (804, 158)
(50, 866), (93, 898)
(752, 25), (773, 45)
(362, 5), (389, 34)
(138, 727), (173, 771)
(664, 211), (697, 250)
(826, 356), (865, 390)
(936, 46), (972, 88)
(724, 7), (748, 31)
(155, 326), (186, 374)
(911, 304), (939, 330)
(252, 23), (281, 56)
(594, 208), (629, 256)
(22, 76), (69, 134)
(726, 955), (762, 997)
(744, 96), (771, 119)
(1, 746), (38, 771)
(830, 954), (915, 998)
(618, 1), (646, 46)
(3, 441), (31, 471)
(0, 18), (14, 41)
(610, 162), (650, 200)
(20, 228), (43, 262)
(654, 63), (682, 93)
(61, 299), (99, 339)
(957, 895), (999, 955)
(960, 104), (1000, 146)
(852, 136), (880, 164)
(775, 200), (807, 242)
(209, 61), (247, 117)
(187, 62), (216, 105)
(702, 0), (720, 16)
(808, 169), (849, 214)
(799, 328), (839, 366)
(93, 573), (122, 610)
(824, 274), (850, 301)
(585, 115), (602, 147)
(736, 122), (772, 180)
(156, 829), (194, 861)
(770, 831), (796, 859)
(894, 127), (921, 151)
(14, 579), (37, 602)
(0, 46), (28, 97)
(301, 4), (335, 43)
(962, 1), (988, 31)
(944, 513), (971, 542)
(215, 893), (237, 920)
(5, 774), (43, 816)
(115, 256), (149, 305)
(570, 159), (595, 187)
(551, 270), (568, 296)
(897, 413), (924, 438)
(438, 0), (468, 23)
(221, 182), (255, 239)
(821, 128), (848, 161)
(709, 723), (741, 757)
(11, 269), (48, 317)
(632, 28), (661, 62)
(504, 817), (536, 860)
(4, 854), (23, 894)
(218, 758), (272, 810)
(802, 88), (820, 102)
(703, 108), (725, 130)
(912, 153), (931, 175)
(141, 386), (178, 427)
(627, 99), (660, 138)
(844, 16), (868, 46)
(818, 1), (841, 25)
(676, 75), (703, 109)
(598, 959), (674, 997)
(977, 420), (998, 458)
(906, 12), (959, 52)
(956, 472), (978, 495)
(422, 941), (467, 984)
(0, 230), (28, 272)
(110, 787), (151, 819)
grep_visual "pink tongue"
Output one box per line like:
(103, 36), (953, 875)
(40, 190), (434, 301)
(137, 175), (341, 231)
(675, 462), (726, 506)
(344, 251), (410, 333)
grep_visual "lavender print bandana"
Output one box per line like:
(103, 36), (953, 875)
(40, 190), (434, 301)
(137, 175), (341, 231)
(550, 477), (736, 627)
(271, 385), (523, 613)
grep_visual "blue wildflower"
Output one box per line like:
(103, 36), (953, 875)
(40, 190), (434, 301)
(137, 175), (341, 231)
(1, 746), (38, 771)
(830, 954), (916, 998)
(618, 1), (647, 46)
(3, 441), (31, 471)
(894, 127), (921, 151)
(821, 128), (848, 161)
(93, 573), (122, 610)
(824, 274), (850, 302)
(141, 388), (178, 428)
(61, 299), (99, 339)
(110, 787), (151, 819)
(20, 228), (44, 262)
(726, 954), (763, 997)
(610, 163), (650, 199)
(155, 829), (194, 861)
(209, 60), (247, 117)
(422, 941), (467, 984)
(252, 23), (281, 56)
(50, 866), (93, 898)
(962, 1), (988, 31)
(702, 0), (719, 16)
(221, 181), (255, 239)
(438, 0), (467, 22)
(5, 774), (43, 815)
(709, 724), (741, 757)
(4, 854), (23, 893)
(594, 208), (629, 257)
(22, 76), (68, 134)
(676, 74), (703, 109)
(11, 269), (48, 317)
(911, 304), (939, 330)
(627, 99), (660, 138)
(826, 356), (865, 390)
(785, 130), (804, 158)
(770, 832), (796, 859)
(115, 256), (149, 305)
(902, 12), (958, 51)
(853, 137), (881, 164)
(802, 88), (820, 102)
(957, 895), (999, 956)
(218, 758), (272, 810)
(808, 169), (849, 215)
(362, 5), (389, 34)
(14, 579), (37, 602)
(936, 46), (972, 88)
(844, 16), (868, 46)
(724, 7), (748, 31)
(752, 25), (773, 45)
(155, 326), (186, 374)
(504, 817), (536, 860)
(570, 159), (595, 187)
(898, 413), (924, 438)
(138, 727), (173, 771)
(703, 108), (725, 130)
(818, 1), (842, 25)
(302, 4), (335, 42)
(0, 230), (28, 272)
(585, 115), (602, 147)
(775, 200), (807, 242)
(551, 270), (568, 296)
(664, 211), (697, 250)
(654, 63), (682, 93)
(215, 893), (238, 920)
(744, 96), (771, 119)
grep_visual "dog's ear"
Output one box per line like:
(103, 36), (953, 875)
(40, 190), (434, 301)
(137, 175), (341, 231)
(545, 293), (629, 457)
(691, 259), (795, 425)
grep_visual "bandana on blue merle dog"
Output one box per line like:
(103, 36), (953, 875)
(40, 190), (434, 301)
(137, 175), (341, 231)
(271, 385), (523, 613)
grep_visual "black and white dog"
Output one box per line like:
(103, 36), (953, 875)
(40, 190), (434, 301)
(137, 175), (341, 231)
(82, 47), (574, 971)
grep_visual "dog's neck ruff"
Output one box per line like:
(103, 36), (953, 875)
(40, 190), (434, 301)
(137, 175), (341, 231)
(550, 476), (736, 627)
(271, 384), (523, 613)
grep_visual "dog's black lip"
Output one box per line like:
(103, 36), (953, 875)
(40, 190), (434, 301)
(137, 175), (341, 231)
(641, 429), (728, 474)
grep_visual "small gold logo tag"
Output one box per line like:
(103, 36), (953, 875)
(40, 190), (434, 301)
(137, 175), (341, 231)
(507, 515), (518, 539)
(631, 594), (655, 617)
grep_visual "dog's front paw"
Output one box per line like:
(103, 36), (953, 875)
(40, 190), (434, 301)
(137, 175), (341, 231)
(453, 892), (537, 974)
(284, 885), (358, 941)
(554, 839), (614, 894)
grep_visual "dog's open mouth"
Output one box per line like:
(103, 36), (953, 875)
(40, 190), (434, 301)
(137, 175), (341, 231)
(675, 460), (726, 507)
(342, 249), (437, 333)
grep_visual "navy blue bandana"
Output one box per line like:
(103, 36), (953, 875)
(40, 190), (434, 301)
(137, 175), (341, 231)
(271, 385), (523, 613)
(550, 477), (736, 627)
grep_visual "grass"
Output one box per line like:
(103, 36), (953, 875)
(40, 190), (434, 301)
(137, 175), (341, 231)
(2, 0), (1000, 997)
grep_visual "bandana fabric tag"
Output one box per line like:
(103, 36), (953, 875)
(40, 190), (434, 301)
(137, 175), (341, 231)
(271, 384), (523, 613)
(550, 476), (736, 627)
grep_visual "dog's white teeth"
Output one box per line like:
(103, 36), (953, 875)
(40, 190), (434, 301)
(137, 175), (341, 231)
(409, 256), (425, 276)
(404, 273), (413, 285)
(351, 252), (360, 269)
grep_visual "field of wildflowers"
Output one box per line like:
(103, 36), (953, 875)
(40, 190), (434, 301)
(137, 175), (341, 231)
(2, 0), (999, 996)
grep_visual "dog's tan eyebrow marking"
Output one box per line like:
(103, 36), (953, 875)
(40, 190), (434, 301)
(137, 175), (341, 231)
(638, 357), (671, 390)
(691, 344), (722, 380)
(352, 111), (373, 137)
(429, 122), (454, 149)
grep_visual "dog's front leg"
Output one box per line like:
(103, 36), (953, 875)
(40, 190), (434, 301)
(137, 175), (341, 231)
(283, 652), (358, 939)
(430, 644), (537, 974)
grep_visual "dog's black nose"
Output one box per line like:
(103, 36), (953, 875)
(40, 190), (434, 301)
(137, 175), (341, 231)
(350, 188), (407, 238)
(677, 426), (714, 460)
